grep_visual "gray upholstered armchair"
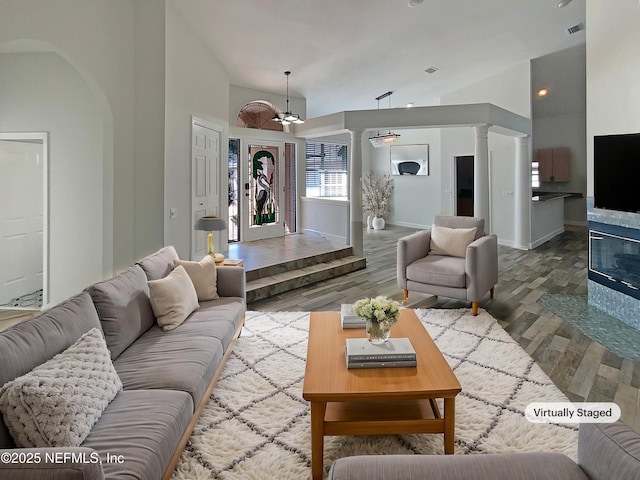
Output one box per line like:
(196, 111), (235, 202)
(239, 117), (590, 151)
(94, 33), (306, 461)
(397, 216), (498, 315)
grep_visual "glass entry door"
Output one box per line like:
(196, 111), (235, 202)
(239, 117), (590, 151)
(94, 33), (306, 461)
(241, 140), (286, 242)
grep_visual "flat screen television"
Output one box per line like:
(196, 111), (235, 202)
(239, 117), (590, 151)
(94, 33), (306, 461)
(594, 133), (640, 214)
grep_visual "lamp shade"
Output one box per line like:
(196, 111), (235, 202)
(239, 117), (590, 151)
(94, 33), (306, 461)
(195, 216), (227, 231)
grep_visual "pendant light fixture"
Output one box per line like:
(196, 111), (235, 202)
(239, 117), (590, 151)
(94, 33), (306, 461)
(369, 91), (401, 148)
(271, 71), (304, 125)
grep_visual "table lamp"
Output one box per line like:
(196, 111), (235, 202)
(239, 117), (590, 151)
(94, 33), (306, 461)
(195, 216), (227, 262)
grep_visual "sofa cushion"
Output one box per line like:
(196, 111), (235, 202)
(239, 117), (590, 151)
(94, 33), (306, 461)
(175, 255), (219, 301)
(148, 265), (199, 331)
(137, 246), (179, 281)
(578, 421), (640, 480)
(82, 389), (193, 480)
(0, 292), (102, 449)
(430, 224), (477, 257)
(188, 297), (245, 350)
(328, 453), (588, 480)
(88, 265), (155, 360)
(407, 255), (466, 288)
(113, 325), (224, 408)
(0, 328), (122, 448)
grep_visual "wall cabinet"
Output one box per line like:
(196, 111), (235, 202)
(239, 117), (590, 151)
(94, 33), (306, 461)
(536, 147), (571, 182)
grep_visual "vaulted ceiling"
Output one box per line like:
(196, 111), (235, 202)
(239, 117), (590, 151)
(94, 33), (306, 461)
(172, 0), (586, 118)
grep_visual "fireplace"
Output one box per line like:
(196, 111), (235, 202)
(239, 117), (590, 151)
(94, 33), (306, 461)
(589, 222), (640, 301)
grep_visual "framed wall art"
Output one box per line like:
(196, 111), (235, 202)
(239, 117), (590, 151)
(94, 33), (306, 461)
(390, 144), (429, 176)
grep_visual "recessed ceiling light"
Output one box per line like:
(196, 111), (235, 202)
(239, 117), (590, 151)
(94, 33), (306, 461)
(406, 103), (414, 108)
(537, 88), (549, 97)
(408, 0), (424, 7)
(557, 0), (573, 7)
(425, 66), (439, 74)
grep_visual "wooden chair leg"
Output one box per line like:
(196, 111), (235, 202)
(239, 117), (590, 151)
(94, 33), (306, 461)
(472, 301), (478, 316)
(403, 289), (409, 304)
(490, 287), (495, 299)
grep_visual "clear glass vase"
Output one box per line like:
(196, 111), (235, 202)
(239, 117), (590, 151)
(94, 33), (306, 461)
(365, 319), (392, 344)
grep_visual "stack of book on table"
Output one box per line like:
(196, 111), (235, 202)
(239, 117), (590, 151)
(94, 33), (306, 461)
(341, 304), (366, 328)
(345, 338), (417, 369)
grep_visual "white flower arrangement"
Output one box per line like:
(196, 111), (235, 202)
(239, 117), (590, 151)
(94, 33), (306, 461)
(353, 296), (401, 327)
(361, 173), (392, 218)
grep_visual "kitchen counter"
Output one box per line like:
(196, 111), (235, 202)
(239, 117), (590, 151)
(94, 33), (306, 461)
(532, 191), (583, 202)
(532, 193), (571, 202)
(531, 195), (565, 248)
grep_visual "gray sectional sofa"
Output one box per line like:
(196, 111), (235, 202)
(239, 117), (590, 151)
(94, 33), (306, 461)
(328, 420), (640, 480)
(0, 246), (245, 480)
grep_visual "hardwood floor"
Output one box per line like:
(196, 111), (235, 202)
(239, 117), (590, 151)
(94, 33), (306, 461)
(249, 225), (640, 430)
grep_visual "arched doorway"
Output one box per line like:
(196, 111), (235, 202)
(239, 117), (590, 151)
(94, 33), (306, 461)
(0, 40), (113, 306)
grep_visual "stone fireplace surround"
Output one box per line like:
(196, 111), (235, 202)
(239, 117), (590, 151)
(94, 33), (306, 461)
(587, 197), (640, 330)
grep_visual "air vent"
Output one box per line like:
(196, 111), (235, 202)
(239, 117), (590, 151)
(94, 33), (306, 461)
(567, 23), (585, 35)
(424, 66), (439, 74)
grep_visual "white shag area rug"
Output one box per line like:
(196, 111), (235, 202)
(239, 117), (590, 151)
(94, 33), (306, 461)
(172, 309), (578, 480)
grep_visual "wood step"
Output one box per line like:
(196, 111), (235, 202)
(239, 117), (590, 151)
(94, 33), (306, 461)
(246, 255), (366, 303)
(245, 247), (355, 282)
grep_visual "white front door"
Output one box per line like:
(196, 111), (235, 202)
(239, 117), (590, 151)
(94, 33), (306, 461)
(241, 140), (286, 242)
(191, 121), (221, 260)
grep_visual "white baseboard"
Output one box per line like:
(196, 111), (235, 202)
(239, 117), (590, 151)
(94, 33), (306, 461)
(530, 226), (565, 249)
(565, 220), (587, 227)
(385, 221), (428, 230)
(302, 228), (347, 245)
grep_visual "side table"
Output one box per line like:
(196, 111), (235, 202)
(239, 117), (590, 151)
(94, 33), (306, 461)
(215, 259), (243, 267)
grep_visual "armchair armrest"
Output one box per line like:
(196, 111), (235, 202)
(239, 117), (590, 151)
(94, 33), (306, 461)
(465, 234), (498, 301)
(0, 447), (104, 480)
(397, 230), (431, 288)
(215, 266), (246, 299)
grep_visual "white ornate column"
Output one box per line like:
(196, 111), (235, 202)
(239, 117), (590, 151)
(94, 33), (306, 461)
(349, 129), (364, 256)
(474, 125), (490, 226)
(514, 135), (531, 249)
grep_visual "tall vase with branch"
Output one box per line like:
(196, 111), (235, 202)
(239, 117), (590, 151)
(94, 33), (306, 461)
(361, 173), (392, 230)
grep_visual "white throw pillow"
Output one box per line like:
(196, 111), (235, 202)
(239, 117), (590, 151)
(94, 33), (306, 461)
(174, 255), (219, 301)
(0, 328), (122, 448)
(148, 265), (199, 331)
(429, 224), (477, 258)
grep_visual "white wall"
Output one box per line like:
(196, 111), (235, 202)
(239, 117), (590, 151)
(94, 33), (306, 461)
(532, 44), (587, 226)
(300, 198), (349, 244)
(367, 129), (442, 228)
(134, 0), (166, 260)
(585, 0), (640, 326)
(0, 0), (173, 274)
(440, 62), (531, 244)
(586, 0), (640, 196)
(164, 3), (231, 260)
(0, 53), (103, 305)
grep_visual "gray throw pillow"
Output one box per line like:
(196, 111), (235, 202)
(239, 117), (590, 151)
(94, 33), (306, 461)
(0, 328), (122, 448)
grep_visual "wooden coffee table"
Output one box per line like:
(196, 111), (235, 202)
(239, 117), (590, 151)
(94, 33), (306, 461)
(302, 309), (461, 480)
